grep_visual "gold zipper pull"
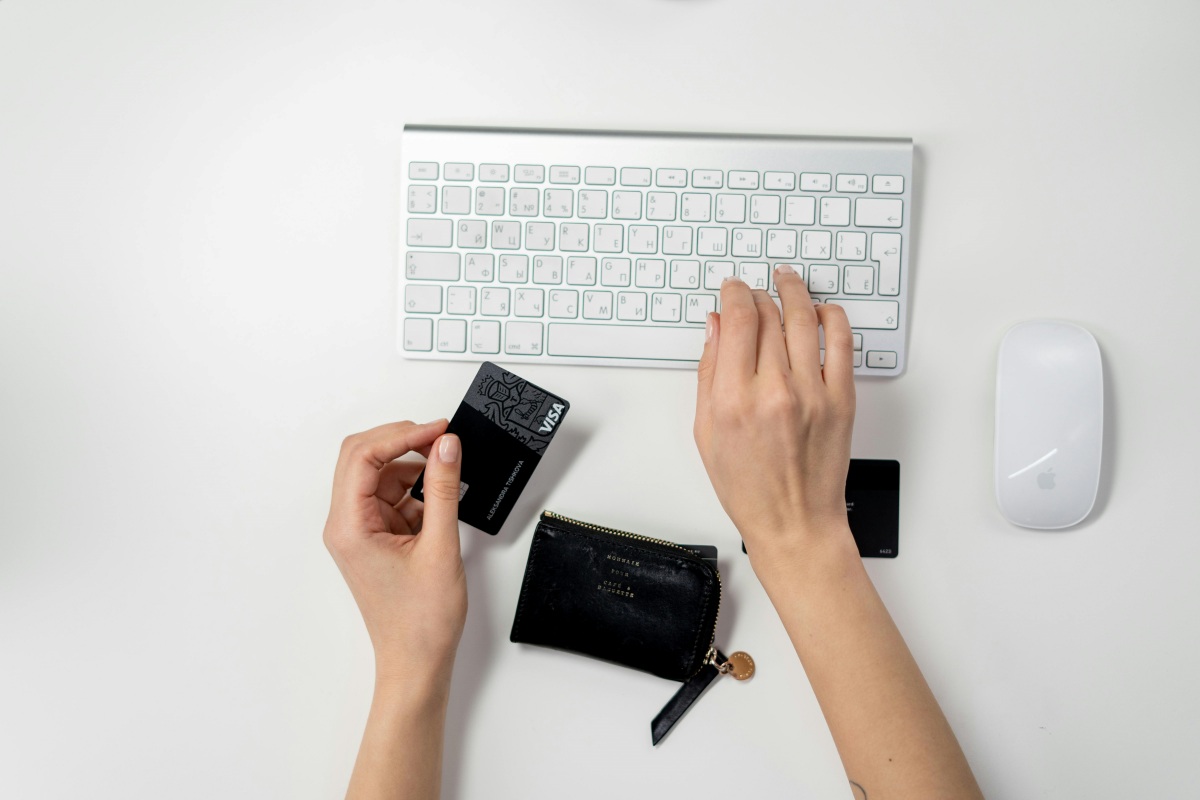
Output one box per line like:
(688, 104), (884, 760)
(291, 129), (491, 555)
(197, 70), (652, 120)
(714, 650), (756, 681)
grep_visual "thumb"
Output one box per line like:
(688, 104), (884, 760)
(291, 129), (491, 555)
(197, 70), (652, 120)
(421, 433), (463, 551)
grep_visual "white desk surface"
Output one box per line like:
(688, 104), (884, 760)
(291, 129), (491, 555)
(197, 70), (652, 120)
(3, 1), (1199, 797)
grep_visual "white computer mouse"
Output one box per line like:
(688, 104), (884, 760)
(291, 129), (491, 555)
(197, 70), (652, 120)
(995, 320), (1104, 529)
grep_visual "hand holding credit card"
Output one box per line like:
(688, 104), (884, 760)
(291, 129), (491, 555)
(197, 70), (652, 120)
(411, 362), (570, 535)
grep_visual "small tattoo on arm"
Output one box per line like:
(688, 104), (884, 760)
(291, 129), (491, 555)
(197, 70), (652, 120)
(849, 780), (868, 800)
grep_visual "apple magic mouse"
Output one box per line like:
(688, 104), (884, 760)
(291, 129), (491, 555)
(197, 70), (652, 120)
(995, 320), (1104, 529)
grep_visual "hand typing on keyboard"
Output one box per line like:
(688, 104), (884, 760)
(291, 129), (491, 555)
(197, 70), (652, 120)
(692, 266), (984, 799)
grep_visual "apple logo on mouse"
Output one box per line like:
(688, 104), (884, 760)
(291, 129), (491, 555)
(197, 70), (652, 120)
(1037, 468), (1056, 490)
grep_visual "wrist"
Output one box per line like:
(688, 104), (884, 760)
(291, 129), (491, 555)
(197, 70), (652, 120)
(746, 522), (861, 591)
(374, 654), (455, 710)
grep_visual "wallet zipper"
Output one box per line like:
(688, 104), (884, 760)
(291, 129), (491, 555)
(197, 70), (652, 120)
(541, 510), (723, 675)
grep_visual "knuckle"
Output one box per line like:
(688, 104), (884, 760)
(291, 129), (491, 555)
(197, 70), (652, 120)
(424, 479), (461, 503)
(724, 305), (759, 328)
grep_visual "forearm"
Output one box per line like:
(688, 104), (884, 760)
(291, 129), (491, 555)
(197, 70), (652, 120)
(755, 531), (983, 800)
(346, 671), (452, 800)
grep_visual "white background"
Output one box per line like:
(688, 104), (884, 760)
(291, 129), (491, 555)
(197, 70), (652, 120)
(3, 1), (1199, 798)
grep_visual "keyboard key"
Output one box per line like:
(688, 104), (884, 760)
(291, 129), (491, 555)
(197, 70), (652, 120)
(836, 174), (868, 193)
(681, 193), (712, 222)
(499, 254), (529, 283)
(832, 298), (900, 329)
(406, 251), (460, 281)
(728, 170), (759, 189)
(872, 175), (904, 194)
(578, 190), (608, 219)
(490, 220), (521, 249)
(593, 224), (624, 253)
(866, 350), (898, 368)
(559, 222), (589, 252)
(651, 293), (682, 322)
(547, 323), (704, 361)
(476, 187), (504, 215)
(444, 162), (473, 181)
(463, 253), (493, 282)
(740, 262), (769, 290)
(809, 264), (840, 294)
(525, 221), (555, 250)
(801, 230), (832, 259)
(550, 165), (580, 184)
(437, 319), (467, 352)
(704, 261), (735, 289)
(600, 258), (631, 286)
(404, 284), (442, 313)
(403, 317), (433, 351)
(515, 164), (545, 183)
(618, 291), (648, 320)
(510, 188), (539, 216)
(628, 225), (658, 254)
(567, 256), (597, 285)
(635, 258), (666, 288)
(621, 167), (652, 186)
(471, 320), (501, 353)
(855, 198), (903, 228)
(457, 219), (487, 248)
(612, 191), (642, 220)
(836, 231), (867, 261)
(820, 197), (851, 227)
(662, 226), (693, 255)
(670, 260), (700, 289)
(409, 162), (437, 180)
(442, 186), (471, 215)
(407, 185), (436, 213)
(646, 192), (677, 221)
(843, 265), (874, 294)
(584, 290), (614, 319)
(871, 232), (902, 296)
(692, 169), (723, 188)
(766, 229), (797, 258)
(697, 227), (727, 256)
(685, 293), (716, 322)
(800, 173), (832, 191)
(731, 228), (762, 257)
(481, 287), (510, 316)
(656, 168), (688, 187)
(549, 289), (579, 318)
(751, 195), (781, 224)
(533, 255), (563, 284)
(853, 333), (863, 350)
(479, 164), (509, 182)
(765, 171), (796, 190)
(408, 219), (453, 247)
(716, 194), (746, 223)
(505, 321), (543, 355)
(544, 189), (573, 217)
(785, 196), (816, 225)
(514, 288), (544, 317)
(447, 286), (477, 314)
(585, 166), (616, 185)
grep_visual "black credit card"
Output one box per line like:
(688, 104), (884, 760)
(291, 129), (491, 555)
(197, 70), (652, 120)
(741, 459), (900, 558)
(411, 362), (569, 535)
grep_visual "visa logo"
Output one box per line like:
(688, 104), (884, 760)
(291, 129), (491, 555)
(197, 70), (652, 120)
(538, 403), (565, 434)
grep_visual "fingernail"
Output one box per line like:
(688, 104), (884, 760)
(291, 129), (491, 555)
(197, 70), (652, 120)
(775, 263), (795, 275)
(705, 313), (715, 341)
(438, 434), (460, 464)
(723, 274), (743, 284)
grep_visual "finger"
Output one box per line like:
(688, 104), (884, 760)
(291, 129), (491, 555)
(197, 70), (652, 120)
(752, 289), (789, 374)
(694, 312), (720, 452)
(714, 276), (758, 386)
(418, 433), (463, 555)
(815, 303), (857, 401)
(394, 493), (424, 534)
(774, 265), (822, 384)
(376, 459), (426, 506)
(333, 419), (448, 505)
(377, 500), (417, 536)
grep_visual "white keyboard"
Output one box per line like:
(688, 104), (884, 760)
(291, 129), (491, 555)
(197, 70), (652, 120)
(399, 126), (913, 374)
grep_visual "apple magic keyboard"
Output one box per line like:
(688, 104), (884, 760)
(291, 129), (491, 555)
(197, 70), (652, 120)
(399, 125), (912, 374)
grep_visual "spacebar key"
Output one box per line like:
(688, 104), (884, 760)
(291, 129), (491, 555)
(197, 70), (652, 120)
(547, 323), (705, 361)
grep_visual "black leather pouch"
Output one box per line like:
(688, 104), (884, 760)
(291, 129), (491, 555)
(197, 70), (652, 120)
(511, 511), (747, 744)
